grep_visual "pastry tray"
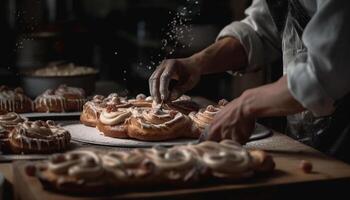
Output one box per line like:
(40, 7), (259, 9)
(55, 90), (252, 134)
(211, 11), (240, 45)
(62, 122), (272, 148)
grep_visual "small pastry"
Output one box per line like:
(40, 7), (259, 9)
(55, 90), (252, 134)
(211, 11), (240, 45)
(0, 112), (27, 153)
(9, 120), (71, 154)
(126, 108), (195, 141)
(0, 112), (27, 130)
(96, 104), (133, 138)
(0, 86), (33, 113)
(164, 95), (200, 115)
(54, 85), (86, 112)
(34, 89), (67, 113)
(36, 150), (107, 194)
(128, 94), (153, 108)
(80, 95), (105, 127)
(189, 105), (221, 134)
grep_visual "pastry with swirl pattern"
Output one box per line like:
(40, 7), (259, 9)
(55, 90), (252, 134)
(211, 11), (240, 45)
(189, 99), (228, 135)
(126, 108), (195, 141)
(33, 140), (274, 194)
(0, 112), (27, 152)
(9, 120), (71, 154)
(0, 86), (33, 113)
(54, 85), (86, 112)
(96, 103), (133, 138)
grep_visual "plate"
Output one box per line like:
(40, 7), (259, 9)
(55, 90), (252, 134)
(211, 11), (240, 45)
(20, 112), (81, 120)
(63, 122), (272, 148)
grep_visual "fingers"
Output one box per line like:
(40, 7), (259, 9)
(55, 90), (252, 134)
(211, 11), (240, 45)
(159, 60), (176, 101)
(149, 63), (165, 103)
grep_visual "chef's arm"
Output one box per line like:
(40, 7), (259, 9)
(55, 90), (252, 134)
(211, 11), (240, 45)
(241, 75), (305, 118)
(191, 37), (248, 75)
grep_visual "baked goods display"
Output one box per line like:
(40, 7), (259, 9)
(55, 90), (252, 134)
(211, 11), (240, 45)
(0, 85), (86, 113)
(81, 93), (229, 141)
(9, 120), (71, 154)
(0, 86), (33, 113)
(34, 85), (86, 113)
(30, 62), (97, 77)
(31, 140), (275, 194)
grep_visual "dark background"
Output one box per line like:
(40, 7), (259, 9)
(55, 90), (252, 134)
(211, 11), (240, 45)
(0, 0), (253, 101)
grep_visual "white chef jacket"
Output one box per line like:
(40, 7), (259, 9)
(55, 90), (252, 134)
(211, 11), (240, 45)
(217, 0), (350, 117)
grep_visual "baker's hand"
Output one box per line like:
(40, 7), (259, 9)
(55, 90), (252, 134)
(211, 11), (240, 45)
(149, 58), (201, 103)
(206, 96), (256, 144)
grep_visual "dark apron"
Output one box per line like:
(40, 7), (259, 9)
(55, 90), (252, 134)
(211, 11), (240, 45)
(266, 0), (350, 163)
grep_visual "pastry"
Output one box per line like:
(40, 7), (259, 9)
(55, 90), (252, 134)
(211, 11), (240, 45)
(34, 89), (67, 113)
(9, 120), (71, 154)
(36, 150), (107, 194)
(80, 94), (128, 127)
(126, 108), (196, 141)
(128, 93), (153, 108)
(54, 85), (86, 112)
(97, 104), (133, 138)
(0, 112), (27, 130)
(0, 86), (33, 113)
(163, 95), (200, 115)
(0, 112), (27, 152)
(33, 140), (275, 194)
(80, 95), (105, 127)
(189, 99), (228, 134)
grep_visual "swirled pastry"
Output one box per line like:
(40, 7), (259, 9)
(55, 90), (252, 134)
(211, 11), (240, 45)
(189, 105), (221, 133)
(9, 120), (71, 154)
(128, 93), (153, 108)
(96, 104), (133, 138)
(127, 108), (195, 141)
(33, 140), (275, 194)
(0, 112), (27, 152)
(0, 86), (33, 113)
(0, 112), (27, 130)
(37, 150), (107, 194)
(54, 85), (86, 111)
(34, 89), (67, 113)
(80, 95), (105, 127)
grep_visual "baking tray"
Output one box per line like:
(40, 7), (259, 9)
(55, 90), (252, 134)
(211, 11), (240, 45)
(20, 112), (81, 120)
(62, 122), (272, 148)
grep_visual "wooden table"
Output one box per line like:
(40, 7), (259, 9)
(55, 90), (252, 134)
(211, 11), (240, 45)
(1, 132), (350, 200)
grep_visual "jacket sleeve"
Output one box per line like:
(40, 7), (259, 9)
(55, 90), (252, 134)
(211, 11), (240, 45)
(217, 0), (281, 72)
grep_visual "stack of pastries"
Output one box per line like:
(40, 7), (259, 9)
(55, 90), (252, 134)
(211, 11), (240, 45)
(0, 112), (71, 154)
(0, 85), (86, 113)
(80, 93), (228, 141)
(30, 140), (275, 194)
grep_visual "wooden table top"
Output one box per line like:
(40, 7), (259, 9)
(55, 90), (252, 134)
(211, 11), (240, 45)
(2, 132), (350, 200)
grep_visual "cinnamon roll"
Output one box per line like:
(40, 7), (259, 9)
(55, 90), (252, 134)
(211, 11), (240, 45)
(34, 89), (67, 113)
(97, 104), (133, 138)
(166, 95), (200, 115)
(0, 112), (27, 130)
(0, 86), (33, 113)
(37, 150), (107, 194)
(54, 85), (86, 112)
(189, 105), (221, 134)
(9, 120), (71, 154)
(0, 112), (27, 153)
(126, 108), (195, 141)
(128, 93), (153, 108)
(80, 95), (105, 127)
(33, 140), (275, 194)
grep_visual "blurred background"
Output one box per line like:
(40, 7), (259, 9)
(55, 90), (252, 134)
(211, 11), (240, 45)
(0, 0), (275, 103)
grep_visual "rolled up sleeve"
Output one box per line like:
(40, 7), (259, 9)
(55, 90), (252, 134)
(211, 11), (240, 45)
(217, 0), (281, 72)
(287, 0), (350, 116)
